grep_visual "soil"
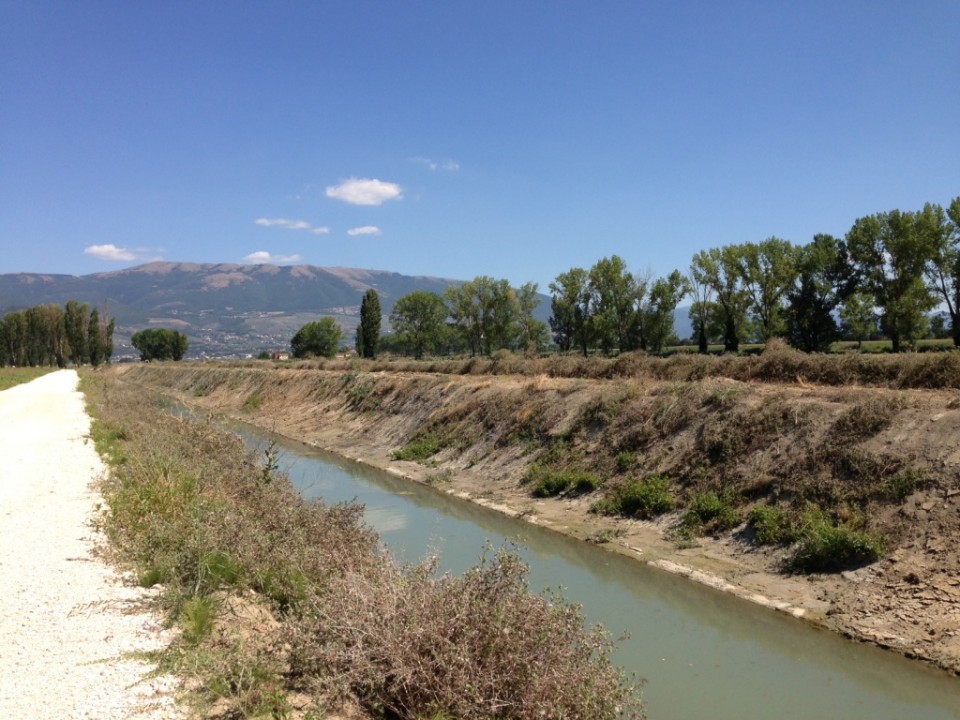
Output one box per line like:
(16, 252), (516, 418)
(112, 361), (960, 676)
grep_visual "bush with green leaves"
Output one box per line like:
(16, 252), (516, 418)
(748, 504), (799, 545)
(291, 317), (343, 359)
(682, 491), (742, 533)
(391, 433), (445, 461)
(789, 510), (882, 573)
(526, 465), (601, 497)
(594, 475), (674, 518)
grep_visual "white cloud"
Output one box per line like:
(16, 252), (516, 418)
(411, 156), (460, 172)
(255, 217), (313, 231)
(325, 178), (402, 206)
(347, 226), (382, 236)
(311, 226), (331, 235)
(242, 251), (303, 264)
(83, 244), (138, 261)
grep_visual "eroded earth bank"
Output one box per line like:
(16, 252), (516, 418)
(111, 355), (960, 675)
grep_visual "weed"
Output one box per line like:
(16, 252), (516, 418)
(789, 509), (883, 573)
(587, 527), (627, 544)
(243, 393), (263, 412)
(425, 469), (454, 485)
(348, 380), (374, 409)
(682, 492), (742, 534)
(391, 434), (445, 462)
(260, 440), (280, 484)
(594, 475), (674, 519)
(615, 450), (637, 472)
(882, 469), (925, 502)
(181, 595), (218, 644)
(748, 505), (799, 545)
(527, 465), (602, 497)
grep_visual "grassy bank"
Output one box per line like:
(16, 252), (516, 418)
(80, 370), (642, 719)
(0, 366), (54, 391)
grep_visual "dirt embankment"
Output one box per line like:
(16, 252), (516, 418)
(111, 361), (960, 674)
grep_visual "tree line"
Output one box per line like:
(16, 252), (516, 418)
(0, 300), (115, 368)
(687, 197), (959, 353)
(380, 196), (959, 358)
(286, 197), (958, 360)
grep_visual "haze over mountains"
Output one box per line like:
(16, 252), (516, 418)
(0, 261), (695, 358)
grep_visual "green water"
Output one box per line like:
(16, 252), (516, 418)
(238, 425), (960, 720)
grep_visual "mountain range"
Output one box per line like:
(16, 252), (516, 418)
(0, 262), (694, 358)
(0, 262), (466, 358)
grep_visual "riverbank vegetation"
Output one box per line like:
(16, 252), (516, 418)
(81, 370), (643, 719)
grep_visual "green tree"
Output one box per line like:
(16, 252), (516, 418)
(737, 237), (800, 341)
(64, 300), (90, 365)
(516, 282), (549, 353)
(356, 289), (382, 358)
(43, 304), (68, 368)
(839, 292), (877, 349)
(640, 270), (689, 353)
(784, 234), (854, 352)
(588, 255), (637, 355)
(290, 318), (342, 359)
(390, 291), (449, 359)
(687, 268), (715, 353)
(445, 277), (521, 355)
(131, 327), (190, 361)
(690, 246), (751, 352)
(921, 197), (960, 346)
(549, 267), (593, 355)
(846, 209), (937, 351)
(1, 312), (27, 366)
(88, 309), (104, 366)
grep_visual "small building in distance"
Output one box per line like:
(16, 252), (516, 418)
(271, 351), (290, 361)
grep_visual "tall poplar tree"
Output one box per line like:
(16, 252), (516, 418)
(356, 289), (382, 358)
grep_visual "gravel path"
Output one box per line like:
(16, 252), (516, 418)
(0, 370), (181, 719)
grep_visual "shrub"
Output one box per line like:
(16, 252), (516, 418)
(748, 505), (799, 545)
(789, 511), (883, 573)
(289, 548), (643, 720)
(391, 434), (445, 461)
(615, 451), (637, 472)
(882, 470), (925, 502)
(527, 465), (602, 497)
(595, 475), (674, 518)
(682, 492), (742, 534)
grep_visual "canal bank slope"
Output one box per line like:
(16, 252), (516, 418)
(112, 360), (960, 675)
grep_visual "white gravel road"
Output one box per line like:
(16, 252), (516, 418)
(0, 370), (181, 719)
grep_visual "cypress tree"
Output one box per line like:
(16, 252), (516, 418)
(357, 289), (382, 358)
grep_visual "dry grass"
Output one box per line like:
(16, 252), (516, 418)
(224, 343), (960, 389)
(81, 370), (643, 719)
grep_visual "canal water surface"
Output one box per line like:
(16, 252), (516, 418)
(232, 423), (960, 720)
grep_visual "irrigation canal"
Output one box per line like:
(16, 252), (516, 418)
(230, 422), (960, 720)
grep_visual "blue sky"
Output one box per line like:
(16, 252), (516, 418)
(2, 1), (958, 291)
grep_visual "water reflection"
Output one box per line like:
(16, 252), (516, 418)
(230, 422), (960, 720)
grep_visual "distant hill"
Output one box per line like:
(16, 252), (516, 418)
(0, 262), (553, 358)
